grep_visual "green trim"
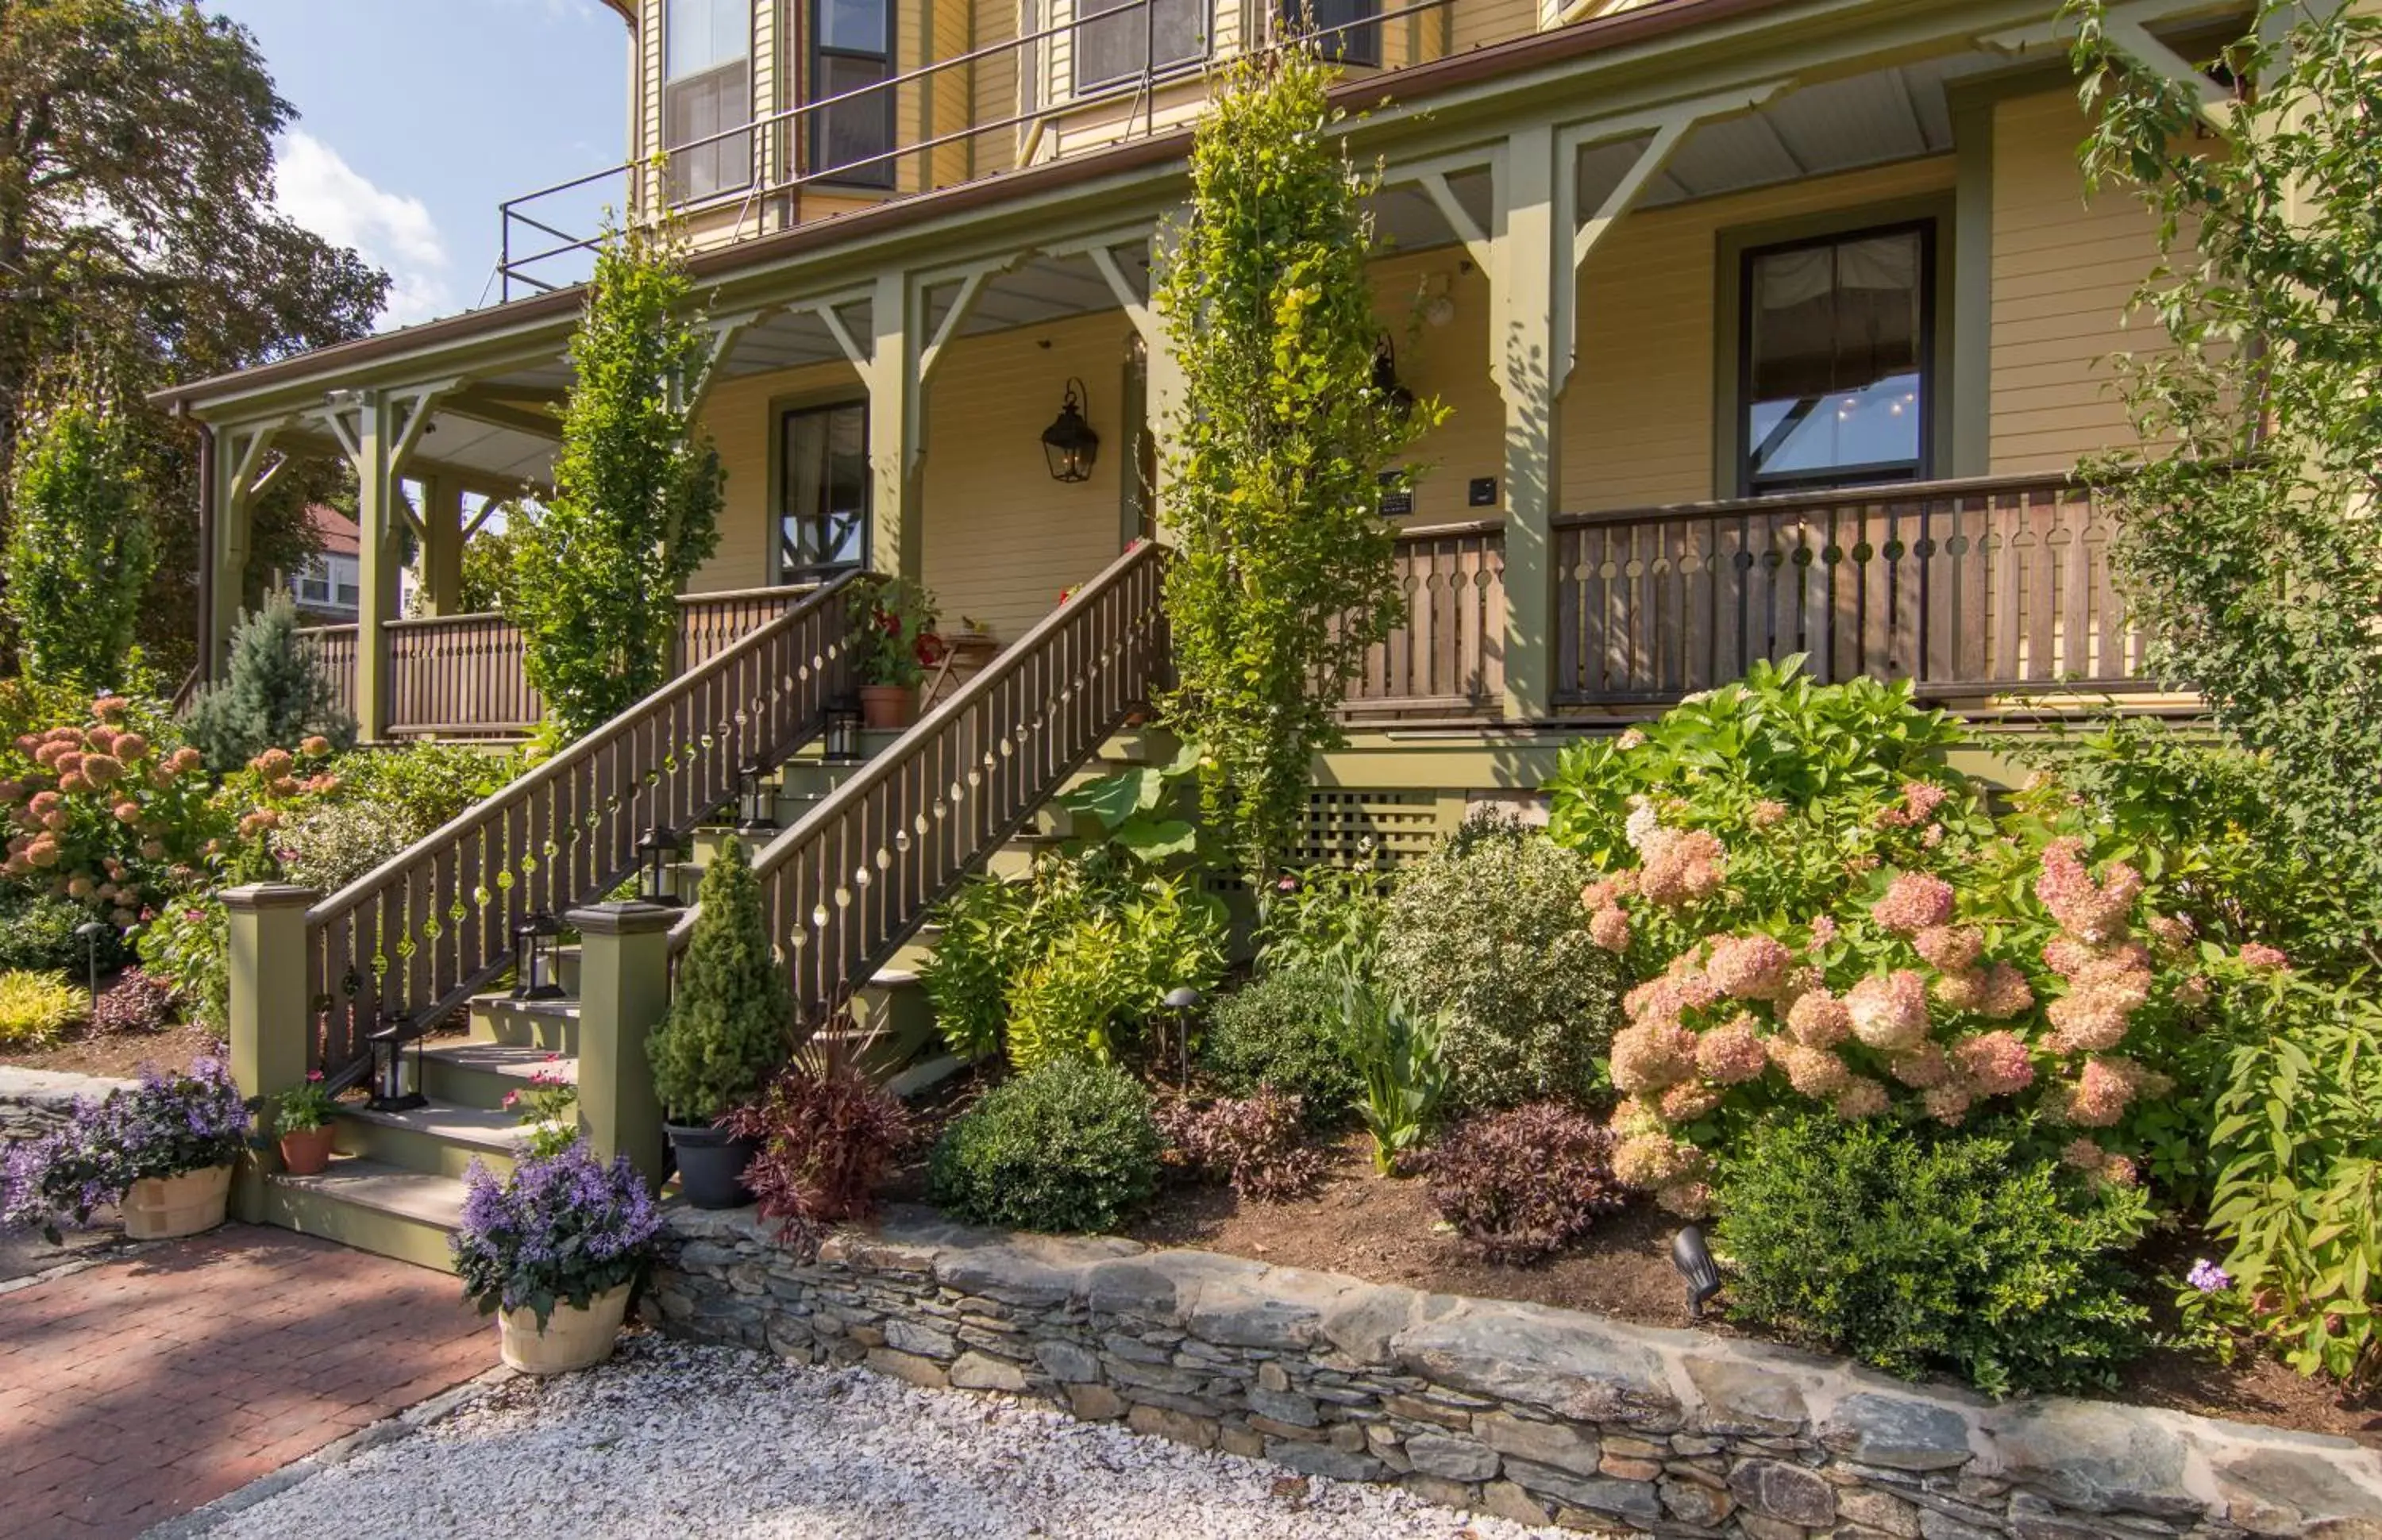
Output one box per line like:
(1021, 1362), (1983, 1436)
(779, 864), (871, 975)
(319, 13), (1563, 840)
(1711, 191), (1958, 500)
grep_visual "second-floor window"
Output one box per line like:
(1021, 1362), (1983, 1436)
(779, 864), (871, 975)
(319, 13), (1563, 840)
(1074, 0), (1208, 93)
(814, 0), (896, 187)
(1283, 0), (1378, 67)
(664, 0), (754, 203)
(1740, 222), (1933, 495)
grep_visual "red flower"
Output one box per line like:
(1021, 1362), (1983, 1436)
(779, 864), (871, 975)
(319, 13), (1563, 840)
(914, 632), (948, 667)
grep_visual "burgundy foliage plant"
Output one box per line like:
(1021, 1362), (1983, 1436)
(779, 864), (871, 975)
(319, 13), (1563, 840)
(1423, 1101), (1627, 1265)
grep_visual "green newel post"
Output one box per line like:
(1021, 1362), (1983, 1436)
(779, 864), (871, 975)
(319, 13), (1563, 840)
(569, 900), (674, 1191)
(222, 883), (318, 1221)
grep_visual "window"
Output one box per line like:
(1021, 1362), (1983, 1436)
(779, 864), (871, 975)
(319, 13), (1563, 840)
(332, 556), (360, 609)
(296, 563), (333, 605)
(663, 0), (753, 203)
(1740, 222), (1933, 495)
(813, 0), (895, 187)
(780, 402), (871, 579)
(1283, 0), (1378, 67)
(1074, 0), (1207, 93)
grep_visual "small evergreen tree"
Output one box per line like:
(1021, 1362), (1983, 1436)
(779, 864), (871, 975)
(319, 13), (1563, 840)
(509, 218), (725, 740)
(2, 364), (155, 689)
(183, 595), (357, 771)
(1154, 47), (1442, 872)
(646, 836), (790, 1124)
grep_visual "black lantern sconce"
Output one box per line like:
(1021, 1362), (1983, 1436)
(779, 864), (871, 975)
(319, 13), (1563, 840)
(73, 919), (107, 1005)
(638, 826), (683, 907)
(1372, 337), (1416, 418)
(367, 1013), (426, 1112)
(1671, 1224), (1724, 1321)
(511, 911), (565, 1001)
(737, 758), (777, 833)
(825, 696), (863, 761)
(1041, 377), (1100, 483)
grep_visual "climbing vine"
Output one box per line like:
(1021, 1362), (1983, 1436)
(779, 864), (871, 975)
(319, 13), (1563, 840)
(509, 217), (725, 740)
(1153, 46), (1443, 872)
(2, 361), (155, 690)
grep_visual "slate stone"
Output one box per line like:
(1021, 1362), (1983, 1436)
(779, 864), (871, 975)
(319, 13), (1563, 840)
(1501, 1458), (1664, 1525)
(1991, 1400), (2196, 1519)
(2215, 1442), (2382, 1534)
(883, 1318), (958, 1360)
(1822, 1392), (1977, 1472)
(1245, 1384), (1321, 1427)
(1189, 1267), (1347, 1349)
(1681, 1353), (1809, 1436)
(1265, 1439), (1383, 1484)
(1403, 1433), (1499, 1483)
(1127, 1403), (1217, 1450)
(1320, 1283), (1420, 1362)
(1392, 1300), (1680, 1426)
(1729, 1457), (1837, 1527)
(1032, 1338), (1100, 1384)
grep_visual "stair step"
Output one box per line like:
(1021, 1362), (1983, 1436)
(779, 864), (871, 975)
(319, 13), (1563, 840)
(421, 1040), (577, 1110)
(264, 1157), (468, 1272)
(336, 1098), (527, 1179)
(471, 995), (583, 1052)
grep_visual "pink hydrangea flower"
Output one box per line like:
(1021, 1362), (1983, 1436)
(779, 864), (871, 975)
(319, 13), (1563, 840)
(2060, 1136), (2107, 1172)
(1610, 1019), (1700, 1095)
(1655, 1181), (1713, 1219)
(1777, 1042), (1852, 1098)
(1977, 964), (2036, 1020)
(1806, 914), (1838, 954)
(1695, 1015), (1770, 1085)
(2238, 943), (2290, 972)
(1588, 906), (1632, 953)
(1786, 988), (1852, 1049)
(2146, 913), (2193, 955)
(1879, 780), (1951, 829)
(2035, 837), (2142, 944)
(1613, 1131), (1704, 1189)
(1889, 1042), (1952, 1088)
(1659, 1083), (1722, 1122)
(1914, 925), (1983, 972)
(1706, 934), (1794, 1000)
(1835, 1077), (1889, 1118)
(1923, 1084), (1974, 1126)
(1952, 1030), (2035, 1096)
(1872, 871), (1956, 935)
(1847, 970), (1930, 1051)
(1933, 968), (1988, 1014)
(1748, 799), (1788, 829)
(1639, 828), (1726, 907)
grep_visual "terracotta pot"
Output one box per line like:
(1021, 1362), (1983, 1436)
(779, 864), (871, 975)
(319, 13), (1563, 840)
(122, 1164), (233, 1241)
(858, 683), (915, 730)
(497, 1283), (632, 1376)
(278, 1125), (337, 1176)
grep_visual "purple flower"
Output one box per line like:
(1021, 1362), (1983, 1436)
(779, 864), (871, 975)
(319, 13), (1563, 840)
(451, 1141), (661, 1326)
(2186, 1258), (2232, 1295)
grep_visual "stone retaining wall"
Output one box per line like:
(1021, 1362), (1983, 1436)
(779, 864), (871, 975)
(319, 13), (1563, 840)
(0, 1067), (123, 1145)
(647, 1206), (2382, 1540)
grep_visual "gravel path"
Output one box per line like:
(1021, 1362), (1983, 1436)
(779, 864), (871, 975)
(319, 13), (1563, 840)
(200, 1337), (1564, 1539)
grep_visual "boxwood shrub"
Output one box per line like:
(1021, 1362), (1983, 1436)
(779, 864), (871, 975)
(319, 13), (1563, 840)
(1197, 966), (1360, 1123)
(928, 1057), (1161, 1234)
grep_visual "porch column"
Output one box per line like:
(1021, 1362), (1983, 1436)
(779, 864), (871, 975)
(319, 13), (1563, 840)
(320, 384), (450, 740)
(867, 270), (924, 579)
(416, 473), (467, 616)
(1490, 124), (1564, 723)
(206, 422), (292, 675)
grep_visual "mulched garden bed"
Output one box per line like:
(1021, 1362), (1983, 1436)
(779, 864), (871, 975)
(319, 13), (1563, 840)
(0, 1021), (220, 1080)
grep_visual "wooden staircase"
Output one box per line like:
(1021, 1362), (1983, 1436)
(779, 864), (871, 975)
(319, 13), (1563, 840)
(262, 543), (1172, 1270)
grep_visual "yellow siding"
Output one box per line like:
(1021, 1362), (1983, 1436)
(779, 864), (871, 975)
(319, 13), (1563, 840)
(919, 313), (1137, 641)
(1988, 88), (2164, 474)
(972, 0), (1020, 178)
(1370, 252), (1504, 529)
(1450, 0), (1535, 52)
(1558, 156), (1956, 511)
(928, 0), (976, 190)
(688, 360), (869, 592)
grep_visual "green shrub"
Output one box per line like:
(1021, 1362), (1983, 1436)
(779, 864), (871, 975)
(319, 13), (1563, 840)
(1198, 967), (1360, 1122)
(1378, 814), (1620, 1108)
(1713, 1114), (2150, 1396)
(0, 970), (88, 1045)
(920, 872), (1052, 1060)
(646, 837), (789, 1124)
(183, 595), (355, 773)
(330, 742), (523, 834)
(2, 365), (155, 691)
(927, 1058), (1162, 1233)
(0, 894), (133, 976)
(275, 800), (411, 895)
(1253, 863), (1388, 981)
(135, 899), (228, 1032)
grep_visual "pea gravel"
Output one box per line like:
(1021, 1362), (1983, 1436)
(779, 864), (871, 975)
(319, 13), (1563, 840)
(200, 1336), (1567, 1539)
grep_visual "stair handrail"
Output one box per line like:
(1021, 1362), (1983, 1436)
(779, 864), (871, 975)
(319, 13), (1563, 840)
(303, 571), (866, 1081)
(671, 541), (1170, 1028)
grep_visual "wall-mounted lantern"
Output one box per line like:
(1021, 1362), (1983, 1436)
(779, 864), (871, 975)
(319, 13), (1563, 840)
(825, 696), (863, 760)
(737, 758), (777, 833)
(1372, 337), (1416, 418)
(1041, 377), (1100, 483)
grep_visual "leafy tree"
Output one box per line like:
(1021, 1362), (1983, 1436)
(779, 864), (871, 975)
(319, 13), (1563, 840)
(646, 837), (789, 1125)
(2068, 1), (2382, 890)
(1152, 47), (1441, 871)
(457, 517), (526, 614)
(183, 594), (356, 772)
(2, 362), (153, 687)
(509, 221), (724, 739)
(0, 0), (388, 672)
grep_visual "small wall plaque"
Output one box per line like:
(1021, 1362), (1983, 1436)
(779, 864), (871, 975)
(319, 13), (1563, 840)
(1378, 488), (1415, 517)
(1467, 476), (1498, 507)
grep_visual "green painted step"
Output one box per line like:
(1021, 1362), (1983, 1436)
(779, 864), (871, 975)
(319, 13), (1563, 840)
(469, 995), (582, 1053)
(421, 1039), (576, 1112)
(334, 1099), (526, 1180)
(264, 1157), (468, 1274)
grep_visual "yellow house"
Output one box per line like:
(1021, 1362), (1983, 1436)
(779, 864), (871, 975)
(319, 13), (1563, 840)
(176, 0), (2244, 1224)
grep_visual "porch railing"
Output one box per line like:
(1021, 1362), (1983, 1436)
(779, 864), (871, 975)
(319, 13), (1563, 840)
(298, 584), (824, 738)
(303, 572), (865, 1082)
(679, 541), (1169, 1029)
(1342, 521), (1506, 722)
(1553, 474), (2145, 706)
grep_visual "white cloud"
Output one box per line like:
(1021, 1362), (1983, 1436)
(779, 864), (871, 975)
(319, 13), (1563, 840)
(272, 131), (454, 327)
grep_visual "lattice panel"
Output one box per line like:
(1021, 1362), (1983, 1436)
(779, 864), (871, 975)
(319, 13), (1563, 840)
(1294, 790), (1450, 868)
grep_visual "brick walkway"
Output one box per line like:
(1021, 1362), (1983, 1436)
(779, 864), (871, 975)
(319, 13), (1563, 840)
(0, 1226), (492, 1539)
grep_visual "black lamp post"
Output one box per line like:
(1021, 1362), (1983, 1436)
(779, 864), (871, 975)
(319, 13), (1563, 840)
(824, 696), (863, 760)
(1161, 985), (1202, 1089)
(511, 911), (565, 1001)
(737, 758), (777, 832)
(73, 919), (107, 1005)
(638, 826), (682, 907)
(367, 1013), (426, 1111)
(1041, 377), (1100, 483)
(1671, 1224), (1724, 1320)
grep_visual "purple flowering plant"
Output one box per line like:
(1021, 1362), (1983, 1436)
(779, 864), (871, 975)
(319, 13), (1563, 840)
(2, 1052), (251, 1242)
(451, 1139), (661, 1328)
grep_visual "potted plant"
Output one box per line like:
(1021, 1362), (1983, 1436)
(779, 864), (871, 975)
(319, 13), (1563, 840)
(847, 577), (943, 729)
(645, 837), (791, 1207)
(0, 1054), (250, 1242)
(272, 1071), (341, 1176)
(452, 1141), (661, 1375)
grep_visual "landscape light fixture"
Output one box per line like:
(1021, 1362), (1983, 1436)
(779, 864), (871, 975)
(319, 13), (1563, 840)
(511, 911), (565, 1001)
(1162, 985), (1203, 1088)
(1671, 1224), (1724, 1321)
(1371, 337), (1416, 418)
(367, 1013), (426, 1111)
(73, 919), (107, 1004)
(1041, 378), (1100, 483)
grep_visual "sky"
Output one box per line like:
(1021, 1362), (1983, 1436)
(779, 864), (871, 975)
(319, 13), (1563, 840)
(206, 1), (632, 329)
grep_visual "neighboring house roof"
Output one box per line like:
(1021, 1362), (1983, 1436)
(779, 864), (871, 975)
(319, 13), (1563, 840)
(306, 505), (360, 560)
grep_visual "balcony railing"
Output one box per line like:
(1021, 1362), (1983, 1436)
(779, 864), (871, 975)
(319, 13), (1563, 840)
(1553, 474), (2146, 706)
(298, 584), (823, 738)
(495, 0), (1472, 299)
(1341, 520), (1506, 722)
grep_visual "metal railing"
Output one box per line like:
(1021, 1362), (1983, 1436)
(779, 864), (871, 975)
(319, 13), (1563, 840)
(1553, 473), (2147, 706)
(303, 572), (865, 1083)
(673, 541), (1169, 1030)
(496, 0), (1470, 298)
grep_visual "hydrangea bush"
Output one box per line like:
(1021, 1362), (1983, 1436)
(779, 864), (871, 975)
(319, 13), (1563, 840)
(451, 1142), (663, 1327)
(2, 1053), (251, 1239)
